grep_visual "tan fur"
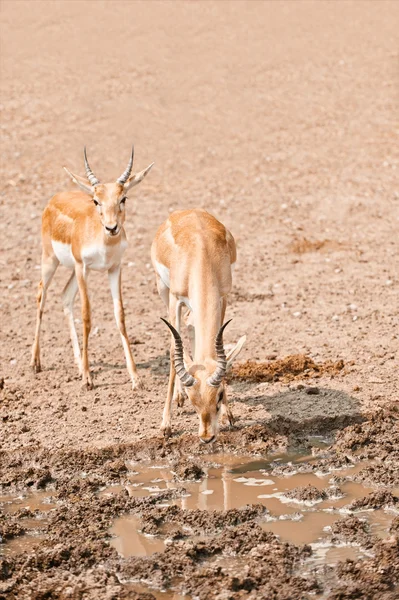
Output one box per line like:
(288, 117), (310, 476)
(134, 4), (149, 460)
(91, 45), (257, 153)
(151, 209), (244, 442)
(31, 155), (153, 390)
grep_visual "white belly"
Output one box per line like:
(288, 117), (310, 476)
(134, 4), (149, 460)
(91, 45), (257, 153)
(81, 239), (127, 271)
(155, 260), (170, 288)
(52, 241), (75, 268)
(155, 261), (193, 311)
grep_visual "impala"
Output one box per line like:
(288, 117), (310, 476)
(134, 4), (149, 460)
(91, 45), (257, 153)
(31, 147), (153, 390)
(151, 208), (246, 442)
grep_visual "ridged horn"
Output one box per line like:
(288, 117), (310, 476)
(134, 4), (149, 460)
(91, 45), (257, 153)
(83, 147), (100, 186)
(207, 319), (232, 388)
(161, 318), (196, 387)
(117, 145), (134, 185)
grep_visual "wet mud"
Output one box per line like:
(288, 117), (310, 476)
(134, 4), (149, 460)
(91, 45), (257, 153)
(0, 411), (398, 599)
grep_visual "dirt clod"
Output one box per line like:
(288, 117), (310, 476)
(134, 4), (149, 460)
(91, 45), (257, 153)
(231, 355), (345, 383)
(285, 485), (327, 503)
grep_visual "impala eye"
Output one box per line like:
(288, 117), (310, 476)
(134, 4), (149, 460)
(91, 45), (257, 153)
(217, 391), (224, 409)
(120, 197), (127, 205)
(93, 199), (100, 206)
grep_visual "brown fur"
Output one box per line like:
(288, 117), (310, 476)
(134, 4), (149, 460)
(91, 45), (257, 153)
(31, 159), (153, 390)
(151, 209), (243, 442)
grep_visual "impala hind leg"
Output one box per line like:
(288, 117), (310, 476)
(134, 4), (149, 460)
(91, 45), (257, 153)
(108, 265), (142, 390)
(31, 253), (59, 373)
(75, 263), (93, 390)
(62, 270), (81, 373)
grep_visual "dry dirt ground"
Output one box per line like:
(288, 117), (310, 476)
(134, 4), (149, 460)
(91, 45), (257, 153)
(0, 1), (399, 599)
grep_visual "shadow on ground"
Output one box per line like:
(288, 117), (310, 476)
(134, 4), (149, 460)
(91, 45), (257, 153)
(231, 386), (364, 439)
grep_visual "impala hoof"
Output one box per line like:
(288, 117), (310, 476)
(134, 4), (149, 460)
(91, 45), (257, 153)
(132, 377), (143, 391)
(176, 394), (185, 409)
(31, 361), (41, 374)
(161, 426), (172, 439)
(82, 375), (93, 391)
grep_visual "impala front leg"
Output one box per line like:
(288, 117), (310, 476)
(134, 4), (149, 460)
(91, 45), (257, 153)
(161, 340), (176, 438)
(161, 295), (179, 438)
(220, 388), (235, 428)
(75, 262), (93, 390)
(108, 265), (142, 390)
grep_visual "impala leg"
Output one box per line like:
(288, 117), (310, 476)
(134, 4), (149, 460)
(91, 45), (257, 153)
(173, 300), (186, 408)
(161, 295), (177, 438)
(219, 296), (234, 426)
(75, 262), (93, 390)
(108, 265), (142, 390)
(31, 253), (59, 373)
(220, 388), (235, 427)
(62, 270), (81, 373)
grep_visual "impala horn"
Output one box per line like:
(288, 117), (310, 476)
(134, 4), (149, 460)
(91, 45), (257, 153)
(83, 147), (100, 186)
(161, 318), (196, 387)
(117, 145), (134, 185)
(207, 319), (232, 387)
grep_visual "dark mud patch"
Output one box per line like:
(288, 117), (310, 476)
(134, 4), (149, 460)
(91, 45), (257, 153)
(231, 354), (345, 383)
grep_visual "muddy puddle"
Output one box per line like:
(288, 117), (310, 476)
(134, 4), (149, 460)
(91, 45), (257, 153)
(0, 491), (55, 557)
(105, 449), (398, 569)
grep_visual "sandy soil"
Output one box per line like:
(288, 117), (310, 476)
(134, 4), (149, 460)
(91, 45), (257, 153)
(0, 1), (399, 598)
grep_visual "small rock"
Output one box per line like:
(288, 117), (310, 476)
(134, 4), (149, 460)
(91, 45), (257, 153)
(305, 387), (320, 395)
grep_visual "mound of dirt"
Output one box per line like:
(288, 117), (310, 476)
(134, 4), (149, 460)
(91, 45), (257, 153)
(334, 411), (399, 458)
(231, 355), (345, 383)
(331, 538), (399, 599)
(0, 508), (25, 541)
(284, 485), (327, 503)
(330, 516), (374, 548)
(140, 504), (268, 536)
(353, 463), (399, 487)
(389, 516), (399, 535)
(346, 490), (399, 512)
(172, 461), (205, 482)
(289, 237), (344, 254)
(120, 524), (315, 598)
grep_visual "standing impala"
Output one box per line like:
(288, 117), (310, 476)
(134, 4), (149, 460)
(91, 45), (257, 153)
(31, 147), (153, 390)
(151, 209), (246, 442)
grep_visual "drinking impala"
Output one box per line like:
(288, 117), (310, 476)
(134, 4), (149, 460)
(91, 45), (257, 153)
(31, 147), (153, 390)
(151, 208), (246, 442)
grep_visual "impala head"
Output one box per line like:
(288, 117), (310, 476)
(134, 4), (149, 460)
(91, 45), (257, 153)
(64, 147), (154, 237)
(161, 319), (246, 443)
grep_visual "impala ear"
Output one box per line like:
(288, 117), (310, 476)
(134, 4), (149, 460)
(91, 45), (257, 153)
(63, 167), (94, 195)
(226, 335), (246, 368)
(123, 162), (154, 191)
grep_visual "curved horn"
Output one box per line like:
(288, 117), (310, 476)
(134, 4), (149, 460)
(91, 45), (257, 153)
(161, 318), (196, 387)
(207, 319), (232, 387)
(117, 145), (134, 185)
(83, 147), (100, 186)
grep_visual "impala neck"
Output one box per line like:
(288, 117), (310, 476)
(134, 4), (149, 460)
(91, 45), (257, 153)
(191, 280), (222, 363)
